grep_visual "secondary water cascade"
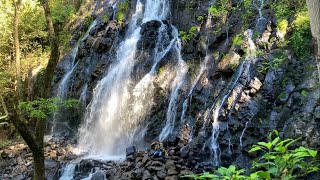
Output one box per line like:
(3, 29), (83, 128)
(179, 0), (215, 133)
(77, 0), (187, 158)
(159, 41), (188, 141)
(254, 0), (266, 33)
(207, 29), (256, 166)
(49, 20), (97, 136)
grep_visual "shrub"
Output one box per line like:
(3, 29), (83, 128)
(179, 26), (198, 43)
(209, 0), (232, 18)
(289, 11), (311, 59)
(18, 98), (79, 119)
(117, 0), (129, 25)
(183, 131), (319, 180)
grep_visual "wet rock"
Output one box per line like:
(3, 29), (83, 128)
(164, 175), (178, 180)
(156, 169), (167, 179)
(93, 37), (113, 52)
(315, 106), (320, 119)
(45, 160), (60, 180)
(126, 146), (137, 156)
(248, 77), (262, 94)
(276, 91), (289, 105)
(167, 168), (178, 175)
(217, 52), (241, 77)
(165, 160), (175, 170)
(142, 154), (149, 164)
(143, 169), (152, 180)
(148, 161), (165, 171)
(91, 171), (106, 180)
(138, 20), (163, 51)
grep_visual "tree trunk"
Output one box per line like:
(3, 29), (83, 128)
(33, 149), (45, 180)
(306, 0), (320, 81)
(13, 0), (22, 101)
(40, 0), (60, 98)
(8, 1), (60, 180)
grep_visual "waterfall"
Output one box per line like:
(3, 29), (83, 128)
(59, 164), (76, 180)
(207, 29), (256, 166)
(48, 20), (97, 136)
(159, 39), (188, 142)
(254, 0), (266, 33)
(77, 0), (185, 157)
(180, 0), (215, 125)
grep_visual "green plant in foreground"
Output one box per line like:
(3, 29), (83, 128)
(249, 131), (319, 179)
(18, 98), (79, 119)
(183, 130), (319, 180)
(184, 165), (246, 180)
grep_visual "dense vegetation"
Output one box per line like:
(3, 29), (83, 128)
(184, 131), (319, 179)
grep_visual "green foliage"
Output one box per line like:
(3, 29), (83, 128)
(102, 15), (109, 23)
(272, 0), (306, 22)
(83, 15), (94, 30)
(18, 98), (79, 119)
(196, 15), (204, 22)
(117, 0), (129, 25)
(184, 165), (246, 180)
(249, 131), (319, 179)
(289, 11), (311, 59)
(271, 1), (310, 59)
(19, 1), (47, 52)
(241, 0), (254, 28)
(277, 19), (289, 34)
(59, 31), (73, 51)
(209, 0), (232, 18)
(232, 34), (244, 48)
(179, 26), (198, 43)
(0, 0), (14, 57)
(271, 52), (287, 70)
(184, 131), (319, 180)
(0, 139), (12, 149)
(158, 66), (166, 76)
(301, 90), (308, 97)
(50, 1), (76, 25)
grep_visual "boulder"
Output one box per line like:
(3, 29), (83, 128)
(126, 146), (137, 156)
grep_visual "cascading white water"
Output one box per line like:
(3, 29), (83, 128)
(49, 20), (97, 136)
(59, 164), (76, 180)
(56, 20), (97, 99)
(79, 83), (88, 105)
(129, 25), (180, 144)
(180, 0), (215, 124)
(208, 29), (256, 165)
(77, 0), (185, 157)
(254, 0), (266, 33)
(159, 40), (188, 142)
(56, 47), (79, 99)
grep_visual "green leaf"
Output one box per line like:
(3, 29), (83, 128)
(271, 137), (280, 146)
(268, 167), (279, 175)
(249, 146), (262, 153)
(308, 149), (317, 157)
(257, 171), (270, 179)
(258, 142), (272, 150)
(228, 165), (236, 172)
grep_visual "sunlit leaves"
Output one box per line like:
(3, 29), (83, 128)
(249, 133), (319, 179)
(184, 133), (319, 180)
(18, 98), (79, 119)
